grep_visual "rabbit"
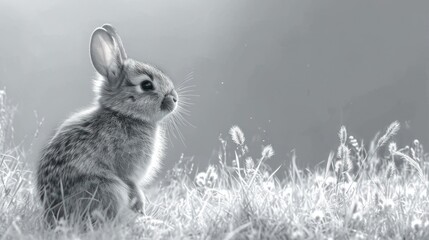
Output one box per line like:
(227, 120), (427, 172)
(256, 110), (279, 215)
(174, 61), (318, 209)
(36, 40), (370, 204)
(36, 24), (179, 226)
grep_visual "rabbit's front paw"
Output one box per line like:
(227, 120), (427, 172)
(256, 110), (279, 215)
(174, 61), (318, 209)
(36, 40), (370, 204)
(130, 197), (144, 214)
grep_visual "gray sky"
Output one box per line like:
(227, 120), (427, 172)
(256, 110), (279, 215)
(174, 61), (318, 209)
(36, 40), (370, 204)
(1, 0), (429, 174)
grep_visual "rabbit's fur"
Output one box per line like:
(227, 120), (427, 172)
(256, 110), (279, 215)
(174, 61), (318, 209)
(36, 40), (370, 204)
(36, 24), (178, 226)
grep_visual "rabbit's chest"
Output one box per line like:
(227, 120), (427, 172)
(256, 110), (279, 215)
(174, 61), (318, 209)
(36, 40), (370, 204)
(114, 125), (164, 184)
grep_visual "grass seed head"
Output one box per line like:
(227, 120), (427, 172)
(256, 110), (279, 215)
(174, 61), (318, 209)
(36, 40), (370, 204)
(377, 121), (400, 148)
(261, 144), (274, 159)
(339, 126), (347, 145)
(229, 125), (245, 145)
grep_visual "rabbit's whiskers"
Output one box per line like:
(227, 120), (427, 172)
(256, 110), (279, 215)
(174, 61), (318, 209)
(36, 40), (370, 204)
(164, 75), (196, 146)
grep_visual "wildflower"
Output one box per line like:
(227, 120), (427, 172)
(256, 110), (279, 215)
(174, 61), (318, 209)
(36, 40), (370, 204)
(229, 125), (245, 145)
(195, 172), (207, 187)
(262, 145), (274, 159)
(311, 209), (325, 222)
(411, 218), (423, 231)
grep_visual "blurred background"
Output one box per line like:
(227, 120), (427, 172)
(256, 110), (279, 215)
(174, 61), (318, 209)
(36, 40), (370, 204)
(1, 0), (429, 174)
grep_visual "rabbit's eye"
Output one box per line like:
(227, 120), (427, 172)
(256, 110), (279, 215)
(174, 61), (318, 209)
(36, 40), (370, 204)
(140, 80), (154, 91)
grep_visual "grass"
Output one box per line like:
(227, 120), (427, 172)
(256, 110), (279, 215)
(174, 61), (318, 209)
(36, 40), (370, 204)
(1, 89), (429, 239)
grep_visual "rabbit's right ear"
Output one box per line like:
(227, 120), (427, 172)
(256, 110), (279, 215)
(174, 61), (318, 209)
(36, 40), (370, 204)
(90, 28), (123, 79)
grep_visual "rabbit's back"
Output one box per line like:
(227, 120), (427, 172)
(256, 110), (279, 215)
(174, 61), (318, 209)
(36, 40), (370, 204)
(37, 107), (161, 223)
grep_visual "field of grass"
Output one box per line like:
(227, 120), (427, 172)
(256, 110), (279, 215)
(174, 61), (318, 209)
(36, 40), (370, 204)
(1, 89), (429, 240)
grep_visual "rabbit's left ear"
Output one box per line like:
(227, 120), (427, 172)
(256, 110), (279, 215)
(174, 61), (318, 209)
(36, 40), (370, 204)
(101, 24), (127, 61)
(90, 27), (123, 80)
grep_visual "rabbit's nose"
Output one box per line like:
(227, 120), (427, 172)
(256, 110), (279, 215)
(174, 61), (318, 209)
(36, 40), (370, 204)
(164, 94), (176, 102)
(168, 90), (178, 103)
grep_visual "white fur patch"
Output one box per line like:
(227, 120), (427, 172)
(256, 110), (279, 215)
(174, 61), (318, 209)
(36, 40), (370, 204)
(140, 126), (165, 185)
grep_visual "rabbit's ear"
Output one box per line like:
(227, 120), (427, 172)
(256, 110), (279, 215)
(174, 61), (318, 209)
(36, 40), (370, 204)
(90, 28), (123, 79)
(101, 24), (127, 60)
